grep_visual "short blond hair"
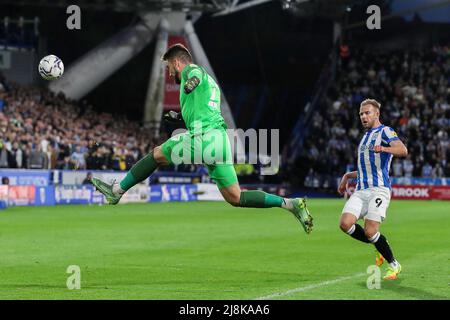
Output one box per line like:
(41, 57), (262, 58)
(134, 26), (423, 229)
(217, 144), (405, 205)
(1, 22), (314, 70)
(360, 99), (381, 110)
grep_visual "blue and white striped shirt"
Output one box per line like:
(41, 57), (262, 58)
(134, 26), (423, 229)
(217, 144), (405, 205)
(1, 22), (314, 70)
(356, 125), (400, 190)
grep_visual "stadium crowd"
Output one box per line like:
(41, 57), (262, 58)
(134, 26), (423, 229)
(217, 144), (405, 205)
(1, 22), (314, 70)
(0, 74), (170, 171)
(0, 73), (260, 180)
(302, 45), (450, 189)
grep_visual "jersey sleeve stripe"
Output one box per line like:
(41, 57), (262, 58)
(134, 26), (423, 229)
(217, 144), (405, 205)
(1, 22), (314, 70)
(387, 137), (400, 143)
(380, 152), (391, 188)
(369, 149), (378, 187)
(359, 132), (372, 189)
(369, 126), (384, 188)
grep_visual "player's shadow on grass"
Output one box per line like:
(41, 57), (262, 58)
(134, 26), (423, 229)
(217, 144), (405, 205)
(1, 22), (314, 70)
(358, 280), (448, 300)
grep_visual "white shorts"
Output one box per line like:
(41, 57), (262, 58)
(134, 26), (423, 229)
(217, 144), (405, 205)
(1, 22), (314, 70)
(342, 187), (391, 222)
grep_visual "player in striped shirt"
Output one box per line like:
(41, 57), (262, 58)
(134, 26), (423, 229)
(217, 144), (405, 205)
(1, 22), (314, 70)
(337, 99), (408, 280)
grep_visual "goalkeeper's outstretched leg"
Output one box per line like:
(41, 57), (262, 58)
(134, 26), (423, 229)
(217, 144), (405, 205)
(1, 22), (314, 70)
(91, 44), (312, 233)
(219, 183), (313, 234)
(91, 146), (168, 205)
(91, 145), (313, 234)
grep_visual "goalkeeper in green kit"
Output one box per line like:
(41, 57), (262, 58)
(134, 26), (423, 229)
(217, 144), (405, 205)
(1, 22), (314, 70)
(91, 43), (313, 233)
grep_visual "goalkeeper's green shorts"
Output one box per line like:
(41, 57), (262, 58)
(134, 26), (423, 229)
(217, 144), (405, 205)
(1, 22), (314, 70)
(161, 128), (238, 189)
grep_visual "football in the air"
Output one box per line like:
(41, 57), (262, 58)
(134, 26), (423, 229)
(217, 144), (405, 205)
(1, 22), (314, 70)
(38, 55), (64, 80)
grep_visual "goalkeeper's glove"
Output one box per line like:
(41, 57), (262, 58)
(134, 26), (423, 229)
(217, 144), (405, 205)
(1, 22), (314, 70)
(163, 110), (182, 123)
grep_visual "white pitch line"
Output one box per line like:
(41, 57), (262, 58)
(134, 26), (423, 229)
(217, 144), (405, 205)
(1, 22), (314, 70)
(253, 273), (366, 300)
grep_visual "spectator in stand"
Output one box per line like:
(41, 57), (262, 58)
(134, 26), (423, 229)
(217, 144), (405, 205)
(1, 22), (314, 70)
(421, 162), (433, 178)
(88, 147), (107, 170)
(47, 144), (58, 169)
(82, 172), (93, 184)
(304, 168), (316, 188)
(111, 148), (125, 171)
(0, 140), (13, 168)
(61, 156), (72, 170)
(432, 163), (444, 179)
(10, 141), (23, 168)
(444, 162), (450, 177)
(392, 159), (403, 177)
(402, 155), (414, 178)
(70, 145), (86, 170)
(125, 149), (136, 170)
(27, 145), (48, 169)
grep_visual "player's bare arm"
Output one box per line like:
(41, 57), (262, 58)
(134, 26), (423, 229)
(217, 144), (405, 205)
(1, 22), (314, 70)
(338, 171), (357, 195)
(373, 140), (408, 157)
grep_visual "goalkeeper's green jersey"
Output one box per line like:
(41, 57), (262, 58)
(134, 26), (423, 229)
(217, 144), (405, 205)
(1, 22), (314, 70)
(180, 64), (227, 134)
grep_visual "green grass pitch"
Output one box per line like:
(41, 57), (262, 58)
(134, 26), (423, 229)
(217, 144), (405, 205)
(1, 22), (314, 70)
(0, 199), (448, 300)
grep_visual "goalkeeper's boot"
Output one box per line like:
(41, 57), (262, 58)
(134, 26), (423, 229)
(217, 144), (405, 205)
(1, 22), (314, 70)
(375, 251), (385, 267)
(290, 198), (313, 234)
(383, 262), (402, 280)
(91, 178), (122, 205)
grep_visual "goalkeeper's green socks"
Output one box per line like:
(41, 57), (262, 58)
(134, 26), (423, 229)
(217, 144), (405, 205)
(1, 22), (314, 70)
(239, 190), (293, 209)
(115, 152), (158, 194)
